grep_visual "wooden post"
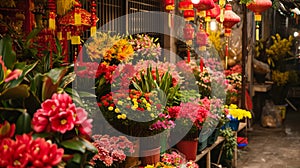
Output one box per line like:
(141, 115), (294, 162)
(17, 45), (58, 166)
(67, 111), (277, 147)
(241, 4), (248, 109)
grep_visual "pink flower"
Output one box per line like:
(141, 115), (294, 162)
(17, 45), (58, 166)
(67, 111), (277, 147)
(50, 110), (75, 133)
(32, 109), (50, 133)
(4, 69), (22, 82)
(0, 121), (15, 139)
(78, 118), (93, 136)
(75, 107), (88, 124)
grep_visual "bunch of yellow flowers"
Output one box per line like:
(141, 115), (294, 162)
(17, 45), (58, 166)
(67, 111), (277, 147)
(226, 104), (252, 120)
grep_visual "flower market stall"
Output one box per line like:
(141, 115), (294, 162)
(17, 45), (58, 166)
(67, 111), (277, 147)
(0, 0), (273, 167)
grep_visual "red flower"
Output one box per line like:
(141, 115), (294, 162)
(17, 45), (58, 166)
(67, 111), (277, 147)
(0, 138), (15, 167)
(41, 99), (59, 117)
(0, 121), (15, 139)
(50, 110), (75, 134)
(75, 107), (88, 124)
(32, 109), (50, 133)
(28, 138), (64, 167)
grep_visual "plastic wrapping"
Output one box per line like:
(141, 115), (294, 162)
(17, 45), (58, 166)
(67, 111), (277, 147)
(261, 100), (282, 128)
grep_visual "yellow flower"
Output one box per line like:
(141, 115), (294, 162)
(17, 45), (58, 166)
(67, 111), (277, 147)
(228, 104), (252, 120)
(117, 101), (123, 105)
(108, 106), (114, 111)
(144, 165), (155, 168)
(117, 114), (122, 119)
(146, 103), (151, 108)
(121, 114), (127, 119)
(115, 108), (120, 113)
(150, 113), (155, 118)
(147, 107), (151, 111)
(131, 105), (138, 110)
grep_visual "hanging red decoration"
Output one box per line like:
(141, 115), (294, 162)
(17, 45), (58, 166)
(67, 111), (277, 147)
(179, 0), (193, 11)
(48, 0), (56, 30)
(165, 0), (175, 12)
(193, 0), (215, 11)
(247, 0), (272, 40)
(246, 0), (272, 21)
(59, 0), (98, 63)
(183, 10), (195, 21)
(196, 26), (208, 49)
(90, 0), (97, 36)
(216, 4), (240, 69)
(216, 4), (240, 37)
(206, 3), (221, 18)
(196, 25), (208, 72)
(183, 23), (195, 63)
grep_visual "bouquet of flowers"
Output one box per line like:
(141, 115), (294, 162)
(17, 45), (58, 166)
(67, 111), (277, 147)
(85, 32), (134, 65)
(89, 134), (135, 167)
(129, 34), (161, 61)
(226, 104), (252, 120)
(168, 101), (209, 140)
(225, 64), (242, 105)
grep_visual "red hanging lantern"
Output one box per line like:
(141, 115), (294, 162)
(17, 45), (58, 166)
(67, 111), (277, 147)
(196, 26), (208, 49)
(183, 10), (195, 21)
(179, 0), (193, 12)
(247, 0), (272, 40)
(183, 23), (195, 63)
(196, 25), (208, 72)
(165, 0), (175, 12)
(216, 4), (240, 69)
(247, 0), (272, 22)
(206, 3), (220, 18)
(216, 4), (240, 37)
(194, 0), (215, 11)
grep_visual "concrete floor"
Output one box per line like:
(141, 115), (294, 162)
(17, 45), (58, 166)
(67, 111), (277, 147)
(237, 107), (300, 168)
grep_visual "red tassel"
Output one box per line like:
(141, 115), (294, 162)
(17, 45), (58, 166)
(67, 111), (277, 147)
(78, 44), (83, 64)
(200, 58), (203, 72)
(187, 49), (190, 63)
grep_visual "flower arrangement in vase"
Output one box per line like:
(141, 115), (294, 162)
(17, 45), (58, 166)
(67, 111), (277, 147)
(225, 104), (252, 131)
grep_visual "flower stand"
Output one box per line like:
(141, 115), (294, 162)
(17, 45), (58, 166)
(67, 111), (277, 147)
(140, 146), (161, 166)
(207, 128), (220, 146)
(176, 140), (198, 160)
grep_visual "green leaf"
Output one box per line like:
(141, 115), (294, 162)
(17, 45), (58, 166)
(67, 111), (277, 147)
(46, 67), (67, 85)
(61, 139), (86, 153)
(41, 75), (59, 101)
(9, 61), (38, 88)
(78, 91), (97, 98)
(132, 81), (142, 92)
(16, 112), (32, 134)
(72, 153), (82, 164)
(0, 35), (16, 69)
(26, 28), (41, 41)
(79, 137), (98, 153)
(32, 132), (52, 139)
(0, 84), (30, 100)
(60, 72), (76, 89)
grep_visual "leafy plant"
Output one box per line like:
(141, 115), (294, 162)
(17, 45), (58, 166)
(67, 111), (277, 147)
(220, 128), (237, 160)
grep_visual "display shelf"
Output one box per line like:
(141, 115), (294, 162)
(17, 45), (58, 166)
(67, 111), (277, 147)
(194, 122), (247, 168)
(195, 136), (225, 162)
(232, 122), (247, 168)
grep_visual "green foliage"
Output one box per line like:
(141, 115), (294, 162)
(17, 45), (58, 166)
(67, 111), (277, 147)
(220, 128), (237, 160)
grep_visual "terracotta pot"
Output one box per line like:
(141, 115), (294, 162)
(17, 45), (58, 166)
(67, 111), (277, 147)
(123, 139), (140, 168)
(176, 140), (198, 160)
(140, 146), (161, 166)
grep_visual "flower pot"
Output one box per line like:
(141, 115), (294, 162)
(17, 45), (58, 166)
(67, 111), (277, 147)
(123, 139), (140, 168)
(229, 118), (240, 131)
(140, 146), (161, 166)
(176, 140), (198, 160)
